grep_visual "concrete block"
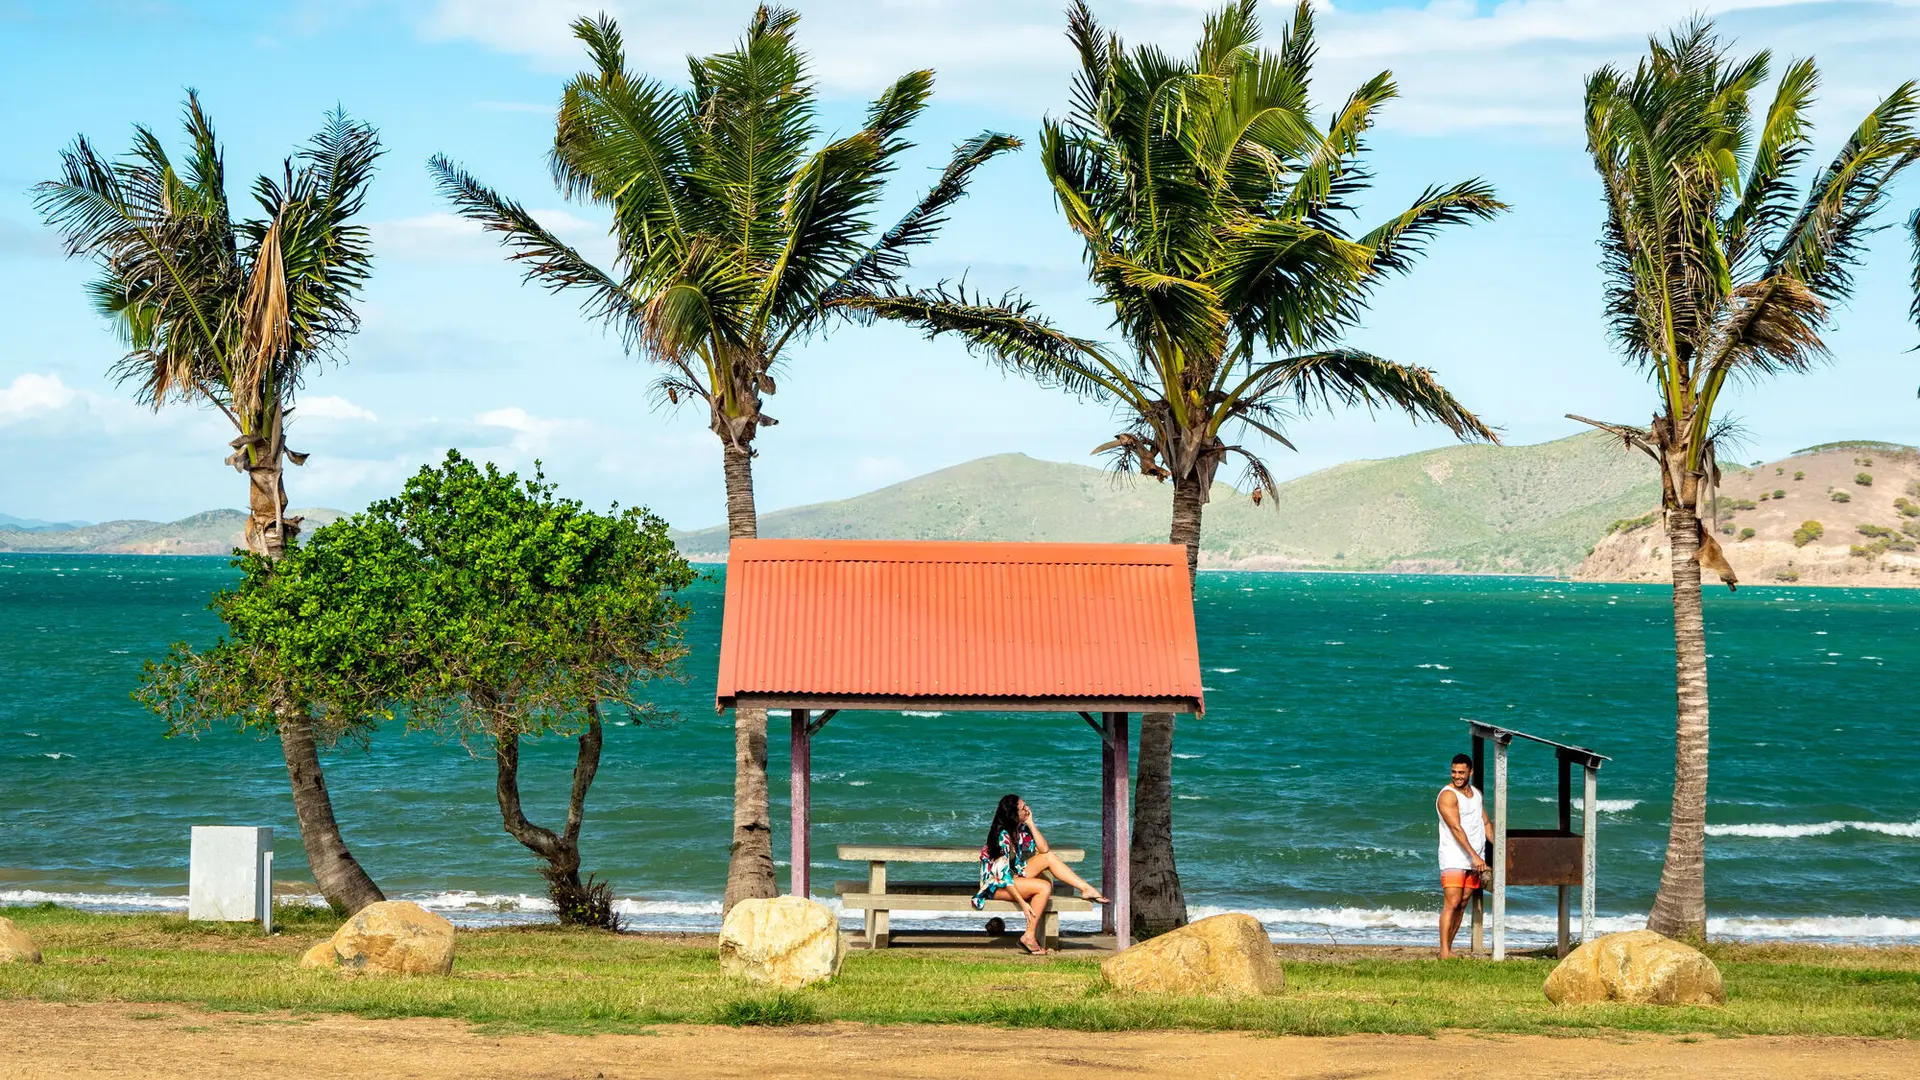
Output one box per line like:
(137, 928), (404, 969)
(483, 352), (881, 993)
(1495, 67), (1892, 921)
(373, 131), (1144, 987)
(189, 826), (272, 923)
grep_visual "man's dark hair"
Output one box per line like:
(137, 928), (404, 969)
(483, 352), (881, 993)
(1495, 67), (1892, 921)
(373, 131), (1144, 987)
(1451, 753), (1473, 767)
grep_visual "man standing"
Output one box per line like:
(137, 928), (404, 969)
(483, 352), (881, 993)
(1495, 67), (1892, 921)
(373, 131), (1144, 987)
(1438, 752), (1491, 959)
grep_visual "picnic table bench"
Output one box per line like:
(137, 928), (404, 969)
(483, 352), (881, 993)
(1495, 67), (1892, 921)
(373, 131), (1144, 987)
(835, 844), (1093, 949)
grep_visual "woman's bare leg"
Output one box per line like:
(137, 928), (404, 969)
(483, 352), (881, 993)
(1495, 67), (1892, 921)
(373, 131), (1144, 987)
(995, 878), (1053, 953)
(1021, 851), (1104, 900)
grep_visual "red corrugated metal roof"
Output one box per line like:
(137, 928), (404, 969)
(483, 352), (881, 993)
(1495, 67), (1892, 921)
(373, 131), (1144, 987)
(715, 539), (1204, 713)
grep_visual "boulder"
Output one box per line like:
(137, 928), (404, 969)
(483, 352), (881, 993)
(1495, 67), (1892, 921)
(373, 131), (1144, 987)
(0, 918), (41, 964)
(1544, 929), (1724, 1006)
(299, 900), (455, 976)
(718, 896), (844, 990)
(1100, 912), (1281, 997)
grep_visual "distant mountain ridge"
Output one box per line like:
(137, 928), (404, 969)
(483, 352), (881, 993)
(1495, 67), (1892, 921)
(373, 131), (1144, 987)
(671, 431), (1664, 575)
(0, 509), (344, 555)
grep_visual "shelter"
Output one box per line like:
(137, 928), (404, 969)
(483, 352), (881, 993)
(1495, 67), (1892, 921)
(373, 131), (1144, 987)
(1464, 721), (1608, 960)
(715, 539), (1207, 949)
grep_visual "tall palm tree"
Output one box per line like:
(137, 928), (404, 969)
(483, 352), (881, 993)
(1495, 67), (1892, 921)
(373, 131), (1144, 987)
(36, 94), (388, 914)
(843, 0), (1502, 937)
(428, 8), (1022, 912)
(1577, 21), (1920, 939)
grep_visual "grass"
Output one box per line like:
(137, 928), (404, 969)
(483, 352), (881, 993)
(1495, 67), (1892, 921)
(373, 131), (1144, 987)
(3, 904), (1919, 1039)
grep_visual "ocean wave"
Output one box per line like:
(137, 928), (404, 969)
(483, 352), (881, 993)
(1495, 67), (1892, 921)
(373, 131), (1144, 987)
(1707, 820), (1920, 839)
(1534, 797), (1640, 813)
(900, 711), (944, 717)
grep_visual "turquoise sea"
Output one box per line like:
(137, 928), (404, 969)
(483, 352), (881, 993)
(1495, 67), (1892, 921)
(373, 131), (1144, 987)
(3, 554), (1917, 946)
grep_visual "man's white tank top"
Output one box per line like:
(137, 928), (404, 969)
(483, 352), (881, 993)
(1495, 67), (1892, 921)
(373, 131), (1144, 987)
(1438, 784), (1487, 870)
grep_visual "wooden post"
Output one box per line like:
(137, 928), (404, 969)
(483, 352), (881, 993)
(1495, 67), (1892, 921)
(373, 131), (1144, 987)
(1470, 732), (1486, 954)
(1491, 737), (1508, 961)
(1582, 764), (1598, 945)
(1101, 712), (1118, 936)
(790, 709), (810, 899)
(867, 860), (888, 949)
(1557, 753), (1572, 958)
(1112, 712), (1131, 952)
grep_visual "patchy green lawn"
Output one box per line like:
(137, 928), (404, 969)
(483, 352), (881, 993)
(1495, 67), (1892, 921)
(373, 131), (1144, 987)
(3, 904), (1917, 1038)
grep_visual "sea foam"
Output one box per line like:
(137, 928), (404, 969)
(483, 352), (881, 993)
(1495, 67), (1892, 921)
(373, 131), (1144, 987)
(1708, 819), (1920, 839)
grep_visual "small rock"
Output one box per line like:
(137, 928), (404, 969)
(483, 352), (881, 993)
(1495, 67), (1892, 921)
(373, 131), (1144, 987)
(1100, 912), (1281, 996)
(718, 896), (844, 990)
(0, 918), (41, 964)
(299, 900), (455, 976)
(1544, 929), (1724, 1006)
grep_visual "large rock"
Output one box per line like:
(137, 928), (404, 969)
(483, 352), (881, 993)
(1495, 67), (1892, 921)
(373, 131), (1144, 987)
(299, 901), (455, 976)
(718, 896), (844, 990)
(1544, 929), (1724, 1006)
(1100, 912), (1281, 997)
(0, 918), (41, 964)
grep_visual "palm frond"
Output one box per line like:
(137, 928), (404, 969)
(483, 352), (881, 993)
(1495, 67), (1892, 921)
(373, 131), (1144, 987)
(429, 153), (640, 339)
(1358, 179), (1507, 277)
(1238, 348), (1498, 442)
(827, 283), (1134, 404)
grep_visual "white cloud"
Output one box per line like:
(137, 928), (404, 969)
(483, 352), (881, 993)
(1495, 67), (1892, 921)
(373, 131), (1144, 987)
(295, 395), (379, 423)
(369, 208), (610, 264)
(420, 0), (1920, 137)
(476, 405), (592, 454)
(0, 373), (77, 421)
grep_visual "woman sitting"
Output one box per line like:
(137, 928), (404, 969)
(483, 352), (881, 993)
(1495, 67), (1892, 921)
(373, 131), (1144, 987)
(971, 793), (1109, 955)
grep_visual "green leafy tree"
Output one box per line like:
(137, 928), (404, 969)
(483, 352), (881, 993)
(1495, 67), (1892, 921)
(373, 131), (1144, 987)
(1574, 20), (1920, 937)
(375, 453), (694, 925)
(427, 8), (1020, 912)
(841, 0), (1501, 937)
(39, 95), (387, 914)
(142, 452), (694, 925)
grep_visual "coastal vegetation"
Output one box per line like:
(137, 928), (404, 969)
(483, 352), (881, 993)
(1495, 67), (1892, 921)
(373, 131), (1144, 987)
(428, 8), (1029, 915)
(33, 97), (389, 915)
(136, 454), (694, 927)
(1572, 20), (1920, 939)
(855, 0), (1501, 937)
(4, 907), (1919, 1038)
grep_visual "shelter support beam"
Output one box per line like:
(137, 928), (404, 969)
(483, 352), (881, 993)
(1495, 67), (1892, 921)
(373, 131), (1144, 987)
(1582, 765), (1598, 944)
(1103, 711), (1131, 951)
(1492, 737), (1509, 961)
(790, 709), (811, 899)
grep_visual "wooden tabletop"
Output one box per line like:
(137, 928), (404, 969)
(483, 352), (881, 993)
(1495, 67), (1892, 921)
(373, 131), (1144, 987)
(836, 844), (1085, 863)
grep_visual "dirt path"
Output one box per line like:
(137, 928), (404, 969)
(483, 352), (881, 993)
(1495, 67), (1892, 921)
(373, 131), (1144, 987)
(4, 1003), (1917, 1079)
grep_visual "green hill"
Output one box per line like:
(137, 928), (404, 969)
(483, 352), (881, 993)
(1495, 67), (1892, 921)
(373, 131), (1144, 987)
(0, 508), (344, 555)
(672, 432), (1661, 574)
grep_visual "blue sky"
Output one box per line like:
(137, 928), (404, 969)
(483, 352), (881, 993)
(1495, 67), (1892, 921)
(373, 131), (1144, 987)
(3, 0), (1919, 528)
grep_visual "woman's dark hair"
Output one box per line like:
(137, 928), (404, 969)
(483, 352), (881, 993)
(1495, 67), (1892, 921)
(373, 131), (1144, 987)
(986, 793), (1023, 858)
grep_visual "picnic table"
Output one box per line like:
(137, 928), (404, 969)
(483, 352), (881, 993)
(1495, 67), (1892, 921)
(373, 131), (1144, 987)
(834, 844), (1094, 949)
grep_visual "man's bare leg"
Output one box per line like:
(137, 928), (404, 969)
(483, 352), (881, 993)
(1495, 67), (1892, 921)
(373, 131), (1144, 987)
(1440, 885), (1465, 958)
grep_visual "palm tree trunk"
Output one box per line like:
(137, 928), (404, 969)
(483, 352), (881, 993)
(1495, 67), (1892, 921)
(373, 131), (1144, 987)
(721, 440), (777, 915)
(1648, 504), (1710, 940)
(256, 449), (382, 915)
(279, 713), (385, 914)
(1130, 475), (1202, 938)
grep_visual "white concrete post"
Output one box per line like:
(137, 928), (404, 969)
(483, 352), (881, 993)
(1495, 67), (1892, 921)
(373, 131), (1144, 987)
(1582, 765), (1598, 944)
(189, 826), (272, 925)
(1491, 740), (1508, 962)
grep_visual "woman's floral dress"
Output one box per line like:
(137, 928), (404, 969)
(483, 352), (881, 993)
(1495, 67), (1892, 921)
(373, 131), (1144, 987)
(972, 824), (1037, 909)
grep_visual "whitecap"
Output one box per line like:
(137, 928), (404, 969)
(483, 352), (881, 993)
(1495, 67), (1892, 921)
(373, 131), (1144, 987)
(1536, 797), (1639, 813)
(42, 752), (72, 760)
(1707, 819), (1920, 839)
(1172, 752), (1205, 760)
(901, 710), (944, 717)
(1416, 663), (1451, 670)
(1208, 667), (1239, 673)
(847, 780), (870, 787)
(1324, 640), (1345, 646)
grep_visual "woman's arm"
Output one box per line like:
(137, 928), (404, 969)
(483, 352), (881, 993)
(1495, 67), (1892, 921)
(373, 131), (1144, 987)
(1027, 820), (1049, 853)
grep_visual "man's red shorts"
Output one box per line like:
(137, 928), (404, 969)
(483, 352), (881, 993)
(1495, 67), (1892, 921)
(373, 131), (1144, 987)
(1441, 868), (1482, 891)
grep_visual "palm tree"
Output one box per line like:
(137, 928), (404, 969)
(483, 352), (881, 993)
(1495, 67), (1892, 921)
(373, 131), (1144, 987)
(1576, 21), (1920, 939)
(36, 94), (388, 914)
(842, 0), (1503, 937)
(428, 8), (1023, 912)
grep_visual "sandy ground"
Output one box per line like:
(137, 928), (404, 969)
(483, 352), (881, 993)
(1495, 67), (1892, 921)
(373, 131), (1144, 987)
(4, 1002), (1917, 1080)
